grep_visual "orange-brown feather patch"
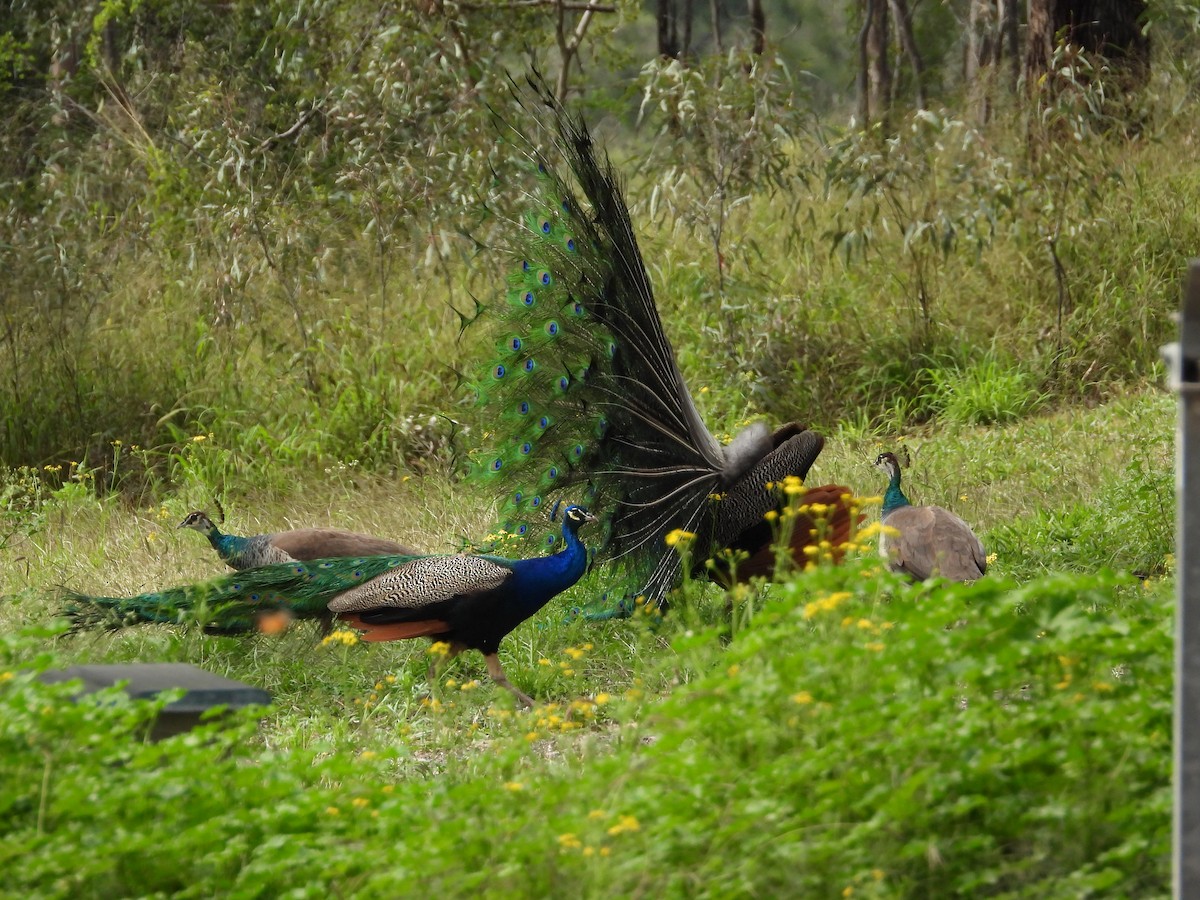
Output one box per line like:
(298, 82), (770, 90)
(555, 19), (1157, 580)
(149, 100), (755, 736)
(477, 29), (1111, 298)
(337, 614), (452, 643)
(714, 484), (863, 583)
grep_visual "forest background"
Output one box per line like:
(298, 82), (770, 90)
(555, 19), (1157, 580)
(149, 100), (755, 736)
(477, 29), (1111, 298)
(0, 1), (1191, 895)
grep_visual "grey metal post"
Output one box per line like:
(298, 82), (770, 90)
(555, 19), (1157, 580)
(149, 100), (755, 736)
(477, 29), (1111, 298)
(1168, 260), (1200, 896)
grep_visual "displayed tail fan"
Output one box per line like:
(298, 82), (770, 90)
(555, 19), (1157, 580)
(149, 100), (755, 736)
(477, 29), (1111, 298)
(462, 75), (839, 607)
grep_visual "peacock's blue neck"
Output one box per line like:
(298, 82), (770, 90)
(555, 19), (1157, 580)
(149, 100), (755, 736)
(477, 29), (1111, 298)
(881, 471), (910, 515)
(508, 522), (589, 613)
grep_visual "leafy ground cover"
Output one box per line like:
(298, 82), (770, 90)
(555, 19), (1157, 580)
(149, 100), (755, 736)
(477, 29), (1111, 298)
(0, 388), (1175, 897)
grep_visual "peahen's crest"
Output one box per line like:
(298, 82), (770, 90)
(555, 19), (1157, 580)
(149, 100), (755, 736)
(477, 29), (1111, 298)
(461, 76), (791, 604)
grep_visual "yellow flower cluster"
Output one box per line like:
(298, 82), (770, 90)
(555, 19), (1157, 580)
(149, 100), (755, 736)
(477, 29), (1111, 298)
(664, 528), (696, 548)
(321, 629), (360, 647)
(556, 813), (639, 857)
(802, 591), (852, 620)
(427, 641), (452, 657)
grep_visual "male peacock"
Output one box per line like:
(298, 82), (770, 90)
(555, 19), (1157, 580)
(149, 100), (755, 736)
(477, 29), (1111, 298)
(66, 504), (597, 707)
(178, 510), (418, 571)
(463, 77), (856, 607)
(874, 451), (987, 582)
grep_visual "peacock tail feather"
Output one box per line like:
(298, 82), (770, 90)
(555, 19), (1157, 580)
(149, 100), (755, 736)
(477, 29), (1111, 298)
(63, 554), (418, 633)
(462, 76), (778, 604)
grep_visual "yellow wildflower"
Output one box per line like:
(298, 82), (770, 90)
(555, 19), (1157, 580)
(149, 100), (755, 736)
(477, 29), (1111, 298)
(564, 646), (586, 660)
(321, 629), (360, 647)
(352, 797), (370, 809)
(986, 552), (998, 565)
(504, 782), (525, 792)
(583, 846), (595, 857)
(588, 809), (607, 820)
(727, 664), (740, 677)
(607, 814), (641, 836)
(428, 641), (451, 657)
(864, 641), (885, 652)
(192, 434), (207, 443)
(326, 806), (340, 816)
(664, 528), (696, 548)
(557, 833), (582, 849)
(791, 691), (813, 705)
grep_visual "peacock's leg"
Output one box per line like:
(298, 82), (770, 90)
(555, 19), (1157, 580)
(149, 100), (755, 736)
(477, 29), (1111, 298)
(484, 653), (535, 709)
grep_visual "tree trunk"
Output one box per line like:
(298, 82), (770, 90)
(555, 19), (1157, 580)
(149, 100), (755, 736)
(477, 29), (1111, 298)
(1025, 0), (1150, 88)
(889, 0), (925, 109)
(711, 0), (723, 54)
(866, 0), (891, 125)
(857, 0), (872, 125)
(747, 0), (765, 57)
(658, 0), (679, 59)
(999, 0), (1019, 89)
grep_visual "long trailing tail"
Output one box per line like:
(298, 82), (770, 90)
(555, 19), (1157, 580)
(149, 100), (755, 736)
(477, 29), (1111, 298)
(61, 554), (418, 634)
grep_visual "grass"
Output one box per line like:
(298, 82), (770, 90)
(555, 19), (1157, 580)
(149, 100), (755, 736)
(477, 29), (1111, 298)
(0, 386), (1176, 896)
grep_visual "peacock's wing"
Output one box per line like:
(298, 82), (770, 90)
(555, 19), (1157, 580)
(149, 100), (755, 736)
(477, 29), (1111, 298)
(464, 76), (775, 603)
(326, 555), (513, 614)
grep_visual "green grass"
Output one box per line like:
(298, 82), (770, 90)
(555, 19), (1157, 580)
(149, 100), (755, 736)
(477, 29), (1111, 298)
(0, 387), (1176, 896)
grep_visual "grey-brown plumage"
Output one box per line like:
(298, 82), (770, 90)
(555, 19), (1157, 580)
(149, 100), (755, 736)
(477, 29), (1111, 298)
(874, 452), (986, 582)
(179, 510), (418, 571)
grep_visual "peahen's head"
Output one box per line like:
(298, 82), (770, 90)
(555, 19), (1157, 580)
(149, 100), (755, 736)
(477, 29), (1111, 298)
(874, 452), (902, 481)
(178, 510), (218, 534)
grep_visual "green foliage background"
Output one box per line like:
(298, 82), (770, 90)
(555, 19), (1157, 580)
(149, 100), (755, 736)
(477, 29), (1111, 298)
(0, 1), (1189, 895)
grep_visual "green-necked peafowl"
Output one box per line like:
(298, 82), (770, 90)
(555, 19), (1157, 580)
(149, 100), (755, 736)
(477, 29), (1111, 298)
(66, 504), (597, 707)
(874, 452), (986, 582)
(462, 77), (857, 607)
(179, 510), (418, 571)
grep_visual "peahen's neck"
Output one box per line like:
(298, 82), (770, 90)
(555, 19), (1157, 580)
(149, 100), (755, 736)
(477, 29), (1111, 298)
(508, 522), (588, 612)
(881, 470), (910, 515)
(207, 527), (248, 560)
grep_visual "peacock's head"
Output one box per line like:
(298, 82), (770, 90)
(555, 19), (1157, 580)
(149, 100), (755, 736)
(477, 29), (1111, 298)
(179, 510), (217, 533)
(561, 504), (597, 532)
(874, 452), (901, 478)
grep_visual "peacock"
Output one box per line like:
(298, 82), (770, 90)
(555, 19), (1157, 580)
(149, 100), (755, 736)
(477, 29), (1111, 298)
(66, 504), (597, 707)
(461, 76), (857, 608)
(178, 510), (418, 571)
(874, 451), (987, 582)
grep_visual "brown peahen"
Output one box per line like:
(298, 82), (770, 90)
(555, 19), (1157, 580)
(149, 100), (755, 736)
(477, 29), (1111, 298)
(65, 504), (597, 707)
(462, 77), (857, 610)
(874, 451), (986, 582)
(178, 510), (418, 571)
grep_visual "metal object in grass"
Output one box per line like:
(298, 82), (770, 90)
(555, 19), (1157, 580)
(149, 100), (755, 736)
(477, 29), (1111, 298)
(1163, 260), (1200, 896)
(39, 663), (272, 741)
